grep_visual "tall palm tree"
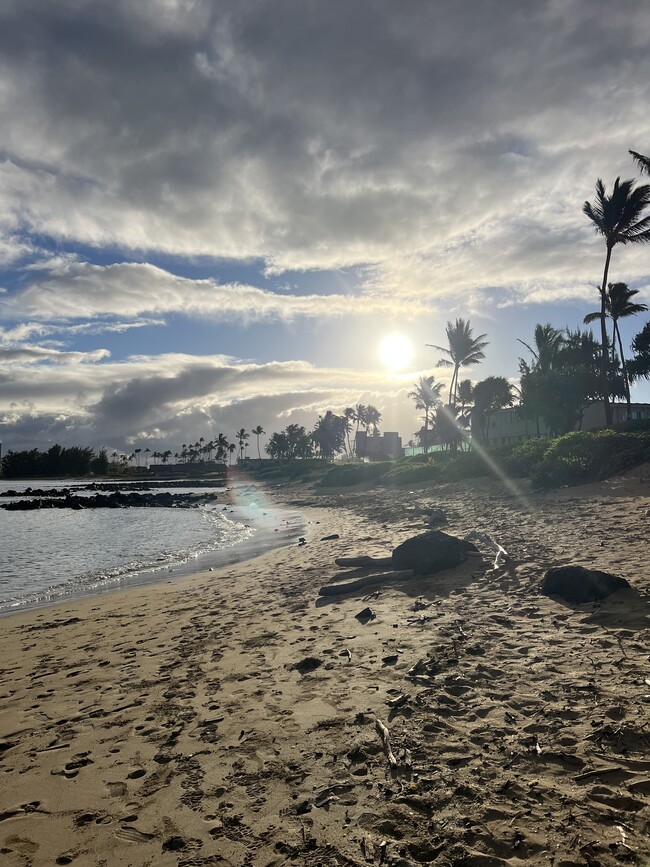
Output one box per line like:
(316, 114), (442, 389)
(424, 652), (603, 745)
(630, 150), (650, 175)
(428, 319), (488, 406)
(408, 375), (443, 453)
(252, 425), (265, 460)
(216, 433), (229, 463)
(236, 429), (249, 461)
(228, 442), (237, 465)
(584, 282), (648, 414)
(583, 176), (650, 424)
(343, 408), (356, 458)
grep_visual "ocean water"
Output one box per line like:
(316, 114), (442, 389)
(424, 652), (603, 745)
(0, 478), (303, 614)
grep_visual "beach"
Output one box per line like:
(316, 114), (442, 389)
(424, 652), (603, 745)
(1, 470), (649, 867)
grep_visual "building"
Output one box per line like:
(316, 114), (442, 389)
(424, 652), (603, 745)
(472, 402), (650, 447)
(581, 402), (650, 429)
(355, 431), (402, 460)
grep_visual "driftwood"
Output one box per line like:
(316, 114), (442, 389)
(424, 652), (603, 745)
(374, 717), (398, 769)
(334, 556), (393, 568)
(465, 531), (511, 568)
(318, 570), (414, 597)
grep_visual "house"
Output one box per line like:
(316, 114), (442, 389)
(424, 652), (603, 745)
(472, 401), (650, 447)
(581, 402), (650, 429)
(355, 431), (402, 460)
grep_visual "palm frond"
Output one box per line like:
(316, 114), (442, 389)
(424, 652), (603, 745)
(630, 149), (650, 176)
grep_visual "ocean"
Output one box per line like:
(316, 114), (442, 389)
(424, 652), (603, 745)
(0, 477), (303, 614)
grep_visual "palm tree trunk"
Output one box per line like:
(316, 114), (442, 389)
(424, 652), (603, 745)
(615, 320), (632, 418)
(600, 245), (613, 426)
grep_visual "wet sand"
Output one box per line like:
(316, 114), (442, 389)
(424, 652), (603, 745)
(1, 468), (649, 866)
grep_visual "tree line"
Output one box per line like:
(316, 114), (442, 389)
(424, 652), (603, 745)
(1, 445), (109, 479)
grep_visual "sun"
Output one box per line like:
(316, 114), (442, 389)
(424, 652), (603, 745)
(379, 334), (414, 371)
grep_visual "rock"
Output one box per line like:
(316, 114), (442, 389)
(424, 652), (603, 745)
(391, 531), (478, 576)
(320, 533), (340, 541)
(541, 565), (630, 603)
(355, 606), (376, 624)
(292, 657), (322, 674)
(424, 507), (447, 525)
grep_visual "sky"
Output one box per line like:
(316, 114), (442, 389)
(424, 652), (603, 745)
(2, 0), (650, 457)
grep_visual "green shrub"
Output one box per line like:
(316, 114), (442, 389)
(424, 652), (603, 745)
(319, 461), (392, 487)
(381, 462), (443, 486)
(532, 430), (650, 488)
(500, 437), (551, 478)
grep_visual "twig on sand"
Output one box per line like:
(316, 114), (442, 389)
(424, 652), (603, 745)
(574, 766), (623, 782)
(375, 717), (398, 769)
(335, 556), (394, 568)
(318, 570), (414, 597)
(465, 531), (511, 569)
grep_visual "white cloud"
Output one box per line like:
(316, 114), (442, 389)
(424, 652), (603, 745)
(0, 349), (431, 451)
(0, 0), (649, 294)
(10, 261), (435, 322)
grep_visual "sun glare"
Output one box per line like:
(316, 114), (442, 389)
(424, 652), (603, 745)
(379, 334), (414, 371)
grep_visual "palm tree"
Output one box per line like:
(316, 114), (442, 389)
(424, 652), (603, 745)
(517, 323), (566, 372)
(228, 442), (237, 465)
(343, 408), (356, 458)
(630, 150), (650, 175)
(583, 176), (650, 424)
(252, 425), (265, 460)
(364, 405), (382, 436)
(584, 282), (648, 415)
(236, 429), (249, 461)
(428, 319), (488, 406)
(408, 375), (443, 453)
(216, 433), (229, 463)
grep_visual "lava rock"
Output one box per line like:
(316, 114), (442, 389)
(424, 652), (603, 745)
(391, 531), (478, 576)
(541, 565), (630, 603)
(355, 606), (376, 624)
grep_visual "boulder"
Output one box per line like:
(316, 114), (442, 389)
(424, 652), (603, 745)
(391, 531), (478, 576)
(541, 566), (630, 603)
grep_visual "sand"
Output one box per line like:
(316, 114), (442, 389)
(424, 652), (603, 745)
(1, 469), (649, 866)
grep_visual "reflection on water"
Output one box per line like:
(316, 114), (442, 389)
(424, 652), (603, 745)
(0, 478), (303, 613)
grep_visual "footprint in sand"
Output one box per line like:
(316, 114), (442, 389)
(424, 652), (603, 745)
(114, 825), (155, 843)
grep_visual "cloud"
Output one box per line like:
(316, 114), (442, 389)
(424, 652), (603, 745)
(0, 0), (649, 293)
(0, 348), (427, 451)
(9, 261), (435, 322)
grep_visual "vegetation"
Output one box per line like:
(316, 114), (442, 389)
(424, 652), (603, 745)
(2, 445), (107, 479)
(583, 176), (650, 425)
(428, 318), (489, 406)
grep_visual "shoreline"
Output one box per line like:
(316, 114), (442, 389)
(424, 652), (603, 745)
(1, 473), (649, 866)
(0, 476), (305, 618)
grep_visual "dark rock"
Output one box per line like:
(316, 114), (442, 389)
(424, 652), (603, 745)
(391, 531), (478, 576)
(424, 507), (448, 525)
(292, 657), (322, 674)
(162, 836), (187, 852)
(541, 565), (630, 603)
(320, 533), (340, 541)
(355, 606), (376, 624)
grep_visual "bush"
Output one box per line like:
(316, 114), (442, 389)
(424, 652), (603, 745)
(381, 462), (443, 486)
(319, 461), (391, 487)
(500, 437), (551, 478)
(532, 430), (650, 488)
